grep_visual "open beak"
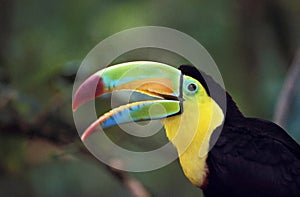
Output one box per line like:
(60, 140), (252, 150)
(73, 61), (183, 141)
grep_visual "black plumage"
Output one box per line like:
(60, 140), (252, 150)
(179, 65), (300, 197)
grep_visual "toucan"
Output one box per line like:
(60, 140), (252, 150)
(73, 61), (300, 197)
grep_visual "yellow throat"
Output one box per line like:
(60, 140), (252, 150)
(163, 81), (224, 187)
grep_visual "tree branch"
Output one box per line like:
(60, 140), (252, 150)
(108, 159), (153, 197)
(274, 49), (300, 128)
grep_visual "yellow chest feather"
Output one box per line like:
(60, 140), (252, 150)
(163, 97), (224, 186)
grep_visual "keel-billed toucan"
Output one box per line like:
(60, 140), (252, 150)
(73, 61), (300, 196)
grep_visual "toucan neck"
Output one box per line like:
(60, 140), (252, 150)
(224, 93), (244, 124)
(163, 96), (224, 187)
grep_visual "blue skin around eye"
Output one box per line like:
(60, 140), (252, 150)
(183, 78), (199, 94)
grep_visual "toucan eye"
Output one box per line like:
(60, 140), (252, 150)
(187, 83), (198, 93)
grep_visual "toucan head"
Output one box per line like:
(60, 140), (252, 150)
(73, 61), (226, 187)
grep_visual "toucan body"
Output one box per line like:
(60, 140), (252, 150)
(73, 61), (300, 197)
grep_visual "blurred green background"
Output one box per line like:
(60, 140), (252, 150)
(1, 0), (300, 196)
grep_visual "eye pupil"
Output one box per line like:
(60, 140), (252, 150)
(187, 83), (197, 92)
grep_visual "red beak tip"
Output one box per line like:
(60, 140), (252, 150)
(72, 101), (79, 112)
(81, 135), (86, 141)
(72, 74), (104, 112)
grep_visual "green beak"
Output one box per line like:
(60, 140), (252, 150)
(73, 61), (183, 141)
